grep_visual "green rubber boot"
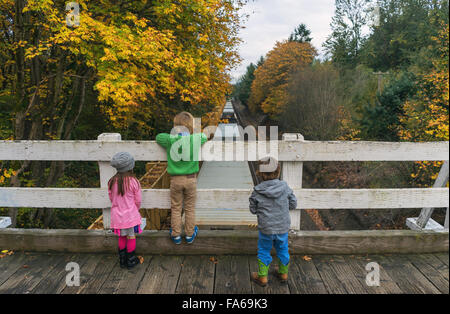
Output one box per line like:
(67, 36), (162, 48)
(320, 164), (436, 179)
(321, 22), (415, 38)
(277, 259), (289, 283)
(251, 259), (270, 287)
(258, 259), (270, 277)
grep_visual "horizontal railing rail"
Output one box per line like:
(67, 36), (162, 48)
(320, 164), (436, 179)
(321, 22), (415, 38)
(0, 133), (448, 233)
(0, 187), (448, 210)
(0, 140), (448, 161)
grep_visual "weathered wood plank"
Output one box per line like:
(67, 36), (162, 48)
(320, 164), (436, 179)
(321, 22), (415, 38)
(249, 257), (290, 294)
(424, 255), (449, 281)
(407, 254), (449, 294)
(1, 187), (448, 210)
(30, 254), (81, 294)
(375, 255), (441, 294)
(136, 256), (184, 294)
(98, 262), (130, 294)
(288, 255), (328, 294)
(60, 254), (101, 294)
(99, 256), (150, 294)
(312, 255), (348, 294)
(294, 141), (449, 161)
(325, 255), (369, 294)
(79, 254), (115, 294)
(214, 255), (252, 294)
(1, 140), (448, 161)
(0, 253), (447, 294)
(60, 254), (115, 294)
(112, 258), (152, 294)
(412, 254), (449, 281)
(290, 230), (449, 255)
(0, 253), (64, 294)
(0, 253), (28, 287)
(434, 253), (449, 266)
(176, 256), (215, 294)
(1, 229), (448, 255)
(346, 255), (403, 294)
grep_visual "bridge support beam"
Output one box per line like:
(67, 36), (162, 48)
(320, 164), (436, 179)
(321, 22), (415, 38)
(1, 228), (447, 255)
(406, 161), (449, 231)
(0, 217), (11, 229)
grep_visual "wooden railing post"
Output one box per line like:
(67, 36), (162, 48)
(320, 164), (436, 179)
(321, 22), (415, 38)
(97, 133), (121, 230)
(406, 160), (449, 231)
(281, 133), (304, 231)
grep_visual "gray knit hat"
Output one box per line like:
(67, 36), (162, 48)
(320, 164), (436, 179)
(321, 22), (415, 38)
(111, 152), (135, 173)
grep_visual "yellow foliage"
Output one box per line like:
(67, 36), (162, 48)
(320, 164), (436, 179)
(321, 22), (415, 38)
(249, 41), (317, 118)
(17, 0), (244, 131)
(399, 24), (449, 186)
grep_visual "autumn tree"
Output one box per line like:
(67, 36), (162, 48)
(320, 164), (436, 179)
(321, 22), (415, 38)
(399, 23), (449, 186)
(0, 0), (246, 227)
(248, 41), (316, 119)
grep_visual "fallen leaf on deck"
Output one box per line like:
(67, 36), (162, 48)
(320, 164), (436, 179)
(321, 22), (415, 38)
(209, 257), (218, 263)
(302, 255), (312, 261)
(0, 250), (14, 258)
(137, 256), (144, 264)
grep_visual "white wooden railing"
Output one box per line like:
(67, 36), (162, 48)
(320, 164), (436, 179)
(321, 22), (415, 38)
(0, 133), (448, 231)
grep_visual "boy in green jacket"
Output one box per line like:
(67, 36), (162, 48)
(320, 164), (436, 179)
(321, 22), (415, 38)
(156, 112), (207, 244)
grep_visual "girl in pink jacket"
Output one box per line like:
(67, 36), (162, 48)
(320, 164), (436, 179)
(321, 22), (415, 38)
(109, 152), (142, 269)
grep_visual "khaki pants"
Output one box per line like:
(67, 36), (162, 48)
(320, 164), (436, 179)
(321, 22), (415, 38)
(170, 174), (197, 237)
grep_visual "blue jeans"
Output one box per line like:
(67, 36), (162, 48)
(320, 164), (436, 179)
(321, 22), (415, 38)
(257, 231), (289, 266)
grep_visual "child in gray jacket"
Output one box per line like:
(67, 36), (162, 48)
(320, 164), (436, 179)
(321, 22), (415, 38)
(249, 157), (297, 287)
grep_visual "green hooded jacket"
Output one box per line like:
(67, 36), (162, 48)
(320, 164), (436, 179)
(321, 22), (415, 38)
(156, 133), (207, 175)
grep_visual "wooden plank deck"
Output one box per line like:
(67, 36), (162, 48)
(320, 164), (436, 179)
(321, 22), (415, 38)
(0, 252), (448, 294)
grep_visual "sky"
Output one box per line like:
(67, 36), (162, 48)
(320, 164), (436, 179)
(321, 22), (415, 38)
(230, 0), (336, 82)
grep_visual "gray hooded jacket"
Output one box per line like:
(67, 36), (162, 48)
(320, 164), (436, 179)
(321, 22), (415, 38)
(249, 179), (297, 234)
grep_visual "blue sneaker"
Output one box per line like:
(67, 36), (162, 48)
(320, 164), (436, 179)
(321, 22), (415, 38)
(169, 229), (182, 245)
(185, 226), (198, 244)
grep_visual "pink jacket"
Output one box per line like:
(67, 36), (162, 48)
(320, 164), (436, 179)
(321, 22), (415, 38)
(108, 177), (142, 230)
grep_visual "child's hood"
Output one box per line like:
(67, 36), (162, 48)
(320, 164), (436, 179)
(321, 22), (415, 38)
(253, 179), (287, 198)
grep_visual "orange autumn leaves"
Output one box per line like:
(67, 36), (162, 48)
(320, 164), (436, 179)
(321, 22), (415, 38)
(249, 41), (317, 118)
